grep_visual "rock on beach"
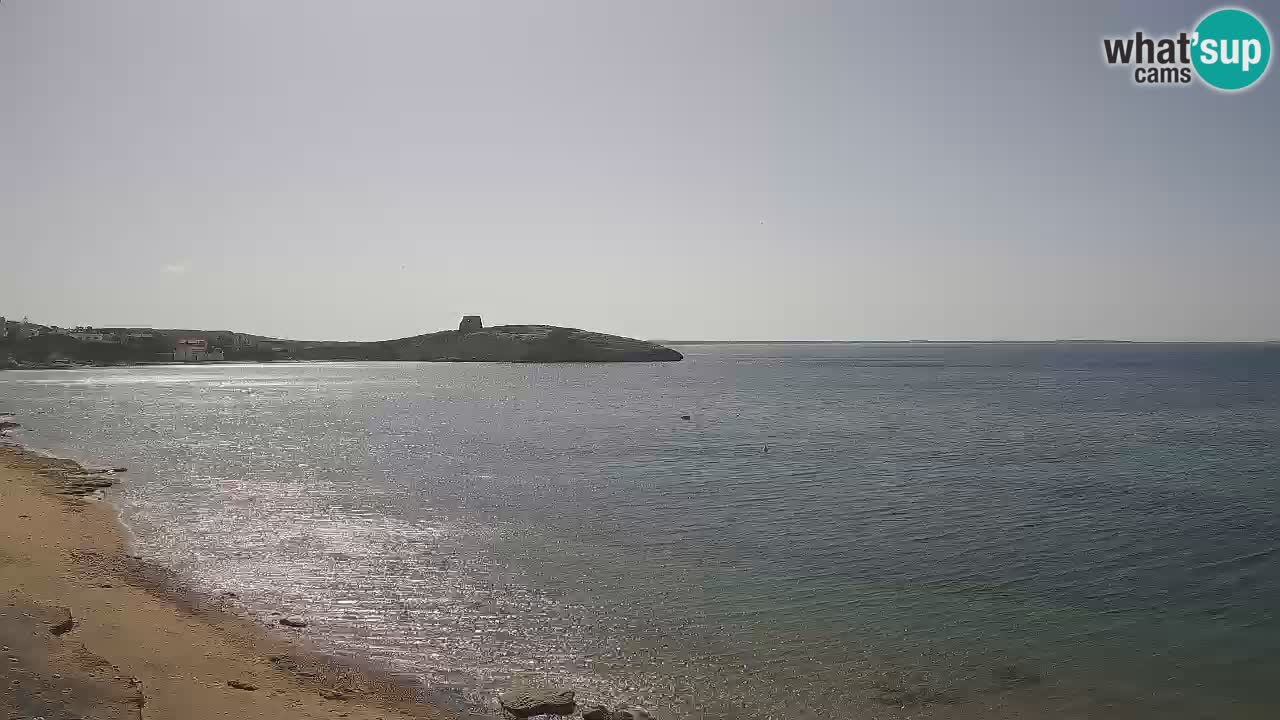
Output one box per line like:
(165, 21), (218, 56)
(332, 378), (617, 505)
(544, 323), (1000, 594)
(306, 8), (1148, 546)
(498, 686), (576, 717)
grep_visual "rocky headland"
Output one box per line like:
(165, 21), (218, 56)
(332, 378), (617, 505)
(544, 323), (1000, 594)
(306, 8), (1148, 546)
(0, 316), (683, 367)
(376, 319), (683, 363)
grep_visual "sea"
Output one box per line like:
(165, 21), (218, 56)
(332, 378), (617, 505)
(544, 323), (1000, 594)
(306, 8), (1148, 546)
(2, 343), (1279, 719)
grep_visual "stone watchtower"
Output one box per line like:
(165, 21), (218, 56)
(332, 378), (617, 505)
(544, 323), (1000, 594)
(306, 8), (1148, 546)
(458, 315), (483, 333)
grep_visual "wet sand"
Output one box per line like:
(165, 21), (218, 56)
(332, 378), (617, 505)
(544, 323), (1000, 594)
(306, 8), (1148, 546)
(0, 445), (461, 720)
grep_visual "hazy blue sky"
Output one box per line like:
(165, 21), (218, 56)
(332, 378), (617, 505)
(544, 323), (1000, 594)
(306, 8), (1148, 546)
(2, 1), (1277, 341)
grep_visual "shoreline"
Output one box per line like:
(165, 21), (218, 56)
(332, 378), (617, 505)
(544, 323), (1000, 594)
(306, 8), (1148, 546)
(5, 354), (1276, 720)
(0, 440), (461, 720)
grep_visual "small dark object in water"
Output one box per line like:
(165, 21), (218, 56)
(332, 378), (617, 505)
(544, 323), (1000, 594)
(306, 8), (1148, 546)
(680, 415), (691, 420)
(994, 664), (1042, 687)
(870, 680), (965, 707)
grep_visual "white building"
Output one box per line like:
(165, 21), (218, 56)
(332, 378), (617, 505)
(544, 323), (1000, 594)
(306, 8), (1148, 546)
(174, 338), (225, 362)
(69, 330), (116, 343)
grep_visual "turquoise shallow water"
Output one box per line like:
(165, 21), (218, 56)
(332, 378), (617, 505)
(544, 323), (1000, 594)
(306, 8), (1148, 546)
(2, 343), (1279, 719)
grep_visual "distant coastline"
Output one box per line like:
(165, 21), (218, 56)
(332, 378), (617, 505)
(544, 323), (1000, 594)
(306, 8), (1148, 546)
(1, 315), (682, 368)
(660, 339), (1280, 345)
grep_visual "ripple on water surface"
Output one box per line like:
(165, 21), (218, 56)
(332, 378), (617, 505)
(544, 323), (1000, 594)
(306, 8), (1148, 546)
(2, 348), (1280, 719)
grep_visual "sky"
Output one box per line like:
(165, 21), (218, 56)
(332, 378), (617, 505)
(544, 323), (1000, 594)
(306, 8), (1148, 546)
(1, 1), (1277, 341)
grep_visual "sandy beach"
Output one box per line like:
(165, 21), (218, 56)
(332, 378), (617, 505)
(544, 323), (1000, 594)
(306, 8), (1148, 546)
(0, 444), (457, 720)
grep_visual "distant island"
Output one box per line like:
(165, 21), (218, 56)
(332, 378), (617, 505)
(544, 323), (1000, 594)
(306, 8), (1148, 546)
(0, 315), (683, 368)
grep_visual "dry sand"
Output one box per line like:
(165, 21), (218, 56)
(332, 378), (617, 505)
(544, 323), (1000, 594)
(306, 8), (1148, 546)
(0, 445), (460, 720)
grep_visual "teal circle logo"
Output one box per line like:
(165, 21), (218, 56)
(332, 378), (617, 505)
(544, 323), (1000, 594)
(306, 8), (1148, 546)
(1192, 8), (1271, 91)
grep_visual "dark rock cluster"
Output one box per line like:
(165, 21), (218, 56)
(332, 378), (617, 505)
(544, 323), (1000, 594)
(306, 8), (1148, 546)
(497, 685), (655, 720)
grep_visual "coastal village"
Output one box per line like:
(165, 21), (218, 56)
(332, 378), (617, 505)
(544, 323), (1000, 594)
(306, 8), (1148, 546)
(0, 315), (288, 368)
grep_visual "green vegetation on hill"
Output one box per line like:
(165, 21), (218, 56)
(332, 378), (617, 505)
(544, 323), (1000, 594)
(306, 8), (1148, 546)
(0, 333), (168, 368)
(1, 318), (682, 367)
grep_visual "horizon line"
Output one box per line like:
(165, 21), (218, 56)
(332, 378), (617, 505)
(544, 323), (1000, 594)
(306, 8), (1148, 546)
(657, 339), (1280, 345)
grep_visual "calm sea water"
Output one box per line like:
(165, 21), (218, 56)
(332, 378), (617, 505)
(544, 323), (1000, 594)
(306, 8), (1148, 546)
(3, 344), (1280, 719)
